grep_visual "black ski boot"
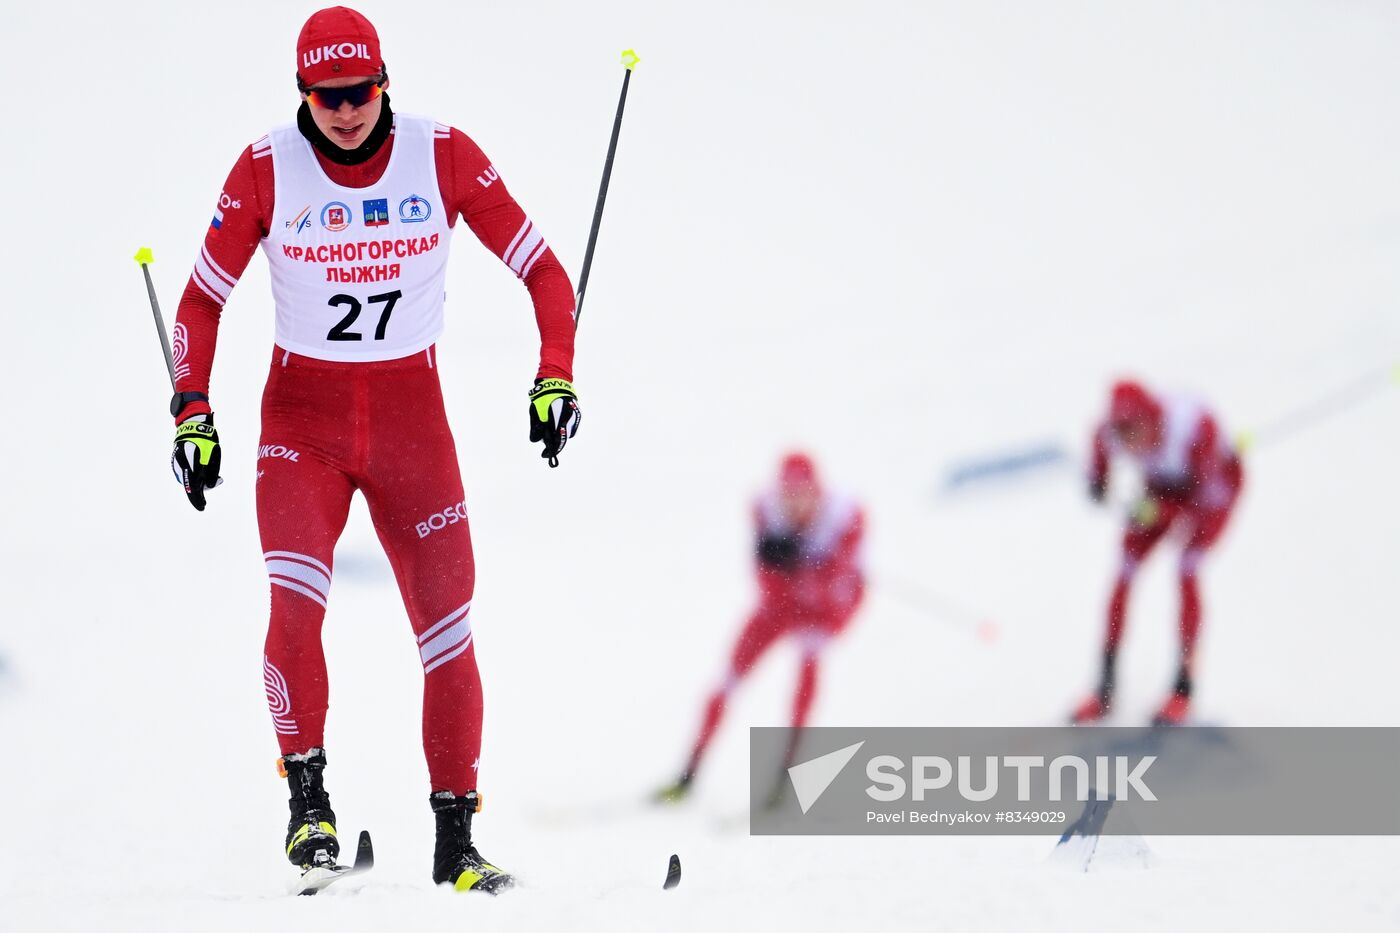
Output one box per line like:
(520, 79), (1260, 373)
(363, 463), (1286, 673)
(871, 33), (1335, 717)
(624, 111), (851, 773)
(430, 791), (514, 894)
(281, 748), (339, 869)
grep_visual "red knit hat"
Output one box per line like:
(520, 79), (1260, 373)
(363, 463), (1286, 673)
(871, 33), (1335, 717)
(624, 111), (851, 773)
(1108, 379), (1161, 430)
(779, 452), (820, 493)
(297, 7), (384, 86)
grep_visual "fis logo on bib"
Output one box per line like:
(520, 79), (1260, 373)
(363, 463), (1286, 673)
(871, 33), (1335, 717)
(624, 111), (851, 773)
(363, 198), (389, 227)
(399, 195), (432, 223)
(321, 201), (352, 232)
(286, 205), (313, 234)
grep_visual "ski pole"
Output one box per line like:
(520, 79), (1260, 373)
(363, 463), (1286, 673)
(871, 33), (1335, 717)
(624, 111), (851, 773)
(574, 49), (640, 327)
(134, 246), (176, 390)
(877, 574), (1001, 643)
(1237, 362), (1399, 452)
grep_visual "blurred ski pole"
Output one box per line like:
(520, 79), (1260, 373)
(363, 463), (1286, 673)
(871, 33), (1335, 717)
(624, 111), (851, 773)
(877, 574), (1001, 643)
(133, 246), (176, 390)
(940, 441), (1071, 495)
(574, 49), (640, 327)
(1236, 363), (1399, 452)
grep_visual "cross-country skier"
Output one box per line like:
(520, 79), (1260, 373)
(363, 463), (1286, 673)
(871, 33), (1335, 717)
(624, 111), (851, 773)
(658, 453), (865, 802)
(1071, 380), (1243, 726)
(167, 6), (581, 892)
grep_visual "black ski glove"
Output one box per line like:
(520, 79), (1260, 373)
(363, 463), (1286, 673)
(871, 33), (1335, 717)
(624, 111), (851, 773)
(171, 414), (223, 511)
(527, 378), (581, 467)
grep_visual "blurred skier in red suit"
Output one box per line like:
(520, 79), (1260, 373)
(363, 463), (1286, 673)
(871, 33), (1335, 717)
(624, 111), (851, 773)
(1072, 380), (1244, 726)
(660, 453), (866, 801)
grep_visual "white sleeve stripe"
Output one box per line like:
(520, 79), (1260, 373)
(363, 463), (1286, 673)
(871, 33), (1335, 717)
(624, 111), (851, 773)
(190, 269), (225, 305)
(200, 246), (238, 288)
(193, 257), (231, 300)
(503, 219), (532, 265)
(194, 254), (232, 297)
(519, 240), (548, 279)
(512, 229), (544, 274)
(252, 148), (272, 159)
(508, 227), (544, 275)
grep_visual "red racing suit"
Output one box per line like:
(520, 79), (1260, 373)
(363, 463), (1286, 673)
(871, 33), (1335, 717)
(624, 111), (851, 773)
(681, 488), (865, 778)
(174, 104), (574, 795)
(739, 489), (867, 670)
(1089, 393), (1244, 670)
(1090, 393), (1244, 564)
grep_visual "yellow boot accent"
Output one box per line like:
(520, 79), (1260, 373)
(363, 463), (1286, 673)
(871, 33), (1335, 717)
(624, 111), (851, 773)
(454, 870), (485, 891)
(287, 820), (337, 857)
(451, 863), (505, 892)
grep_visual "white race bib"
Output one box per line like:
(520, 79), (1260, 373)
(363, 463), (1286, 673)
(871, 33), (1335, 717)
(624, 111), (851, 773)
(261, 113), (453, 361)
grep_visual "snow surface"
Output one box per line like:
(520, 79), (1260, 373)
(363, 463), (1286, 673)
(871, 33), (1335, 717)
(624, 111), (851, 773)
(4, 1), (1399, 930)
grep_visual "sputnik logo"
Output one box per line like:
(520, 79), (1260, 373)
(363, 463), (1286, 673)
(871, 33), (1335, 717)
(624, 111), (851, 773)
(787, 741), (865, 814)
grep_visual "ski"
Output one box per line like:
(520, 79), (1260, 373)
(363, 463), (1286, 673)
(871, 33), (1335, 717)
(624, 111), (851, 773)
(663, 854), (682, 890)
(295, 830), (374, 896)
